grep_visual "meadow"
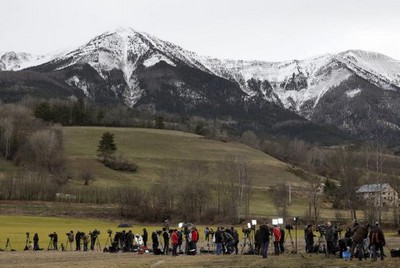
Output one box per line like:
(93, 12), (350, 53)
(0, 216), (399, 268)
(62, 126), (303, 189)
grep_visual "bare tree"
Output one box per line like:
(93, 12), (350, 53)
(330, 148), (362, 220)
(305, 176), (324, 224)
(217, 154), (253, 221)
(272, 183), (290, 220)
(80, 170), (95, 186)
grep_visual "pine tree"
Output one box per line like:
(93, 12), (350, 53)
(97, 132), (117, 162)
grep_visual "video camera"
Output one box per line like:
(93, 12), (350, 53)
(242, 228), (251, 236)
(107, 229), (113, 235)
(316, 224), (326, 235)
(90, 229), (100, 237)
(285, 224), (293, 230)
(49, 233), (56, 238)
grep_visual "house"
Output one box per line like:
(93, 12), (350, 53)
(356, 183), (399, 208)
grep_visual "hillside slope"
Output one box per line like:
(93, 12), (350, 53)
(62, 127), (303, 189)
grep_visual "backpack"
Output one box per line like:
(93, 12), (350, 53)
(371, 230), (380, 243)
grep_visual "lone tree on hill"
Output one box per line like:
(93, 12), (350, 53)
(97, 132), (117, 162)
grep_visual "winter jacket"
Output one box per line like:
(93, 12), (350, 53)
(352, 224), (369, 243)
(325, 226), (335, 242)
(260, 225), (270, 243)
(171, 231), (179, 245)
(369, 226), (385, 245)
(273, 227), (281, 241)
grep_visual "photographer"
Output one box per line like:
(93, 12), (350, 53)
(75, 231), (82, 251)
(214, 227), (223, 255)
(67, 231), (74, 251)
(171, 229), (179, 256)
(272, 225), (281, 255)
(305, 224), (315, 253)
(142, 228), (148, 247)
(83, 232), (90, 251)
(350, 223), (370, 261)
(325, 222), (336, 257)
(254, 226), (261, 255)
(33, 233), (40, 251)
(90, 229), (100, 251)
(52, 232), (58, 250)
(260, 224), (270, 259)
(162, 228), (170, 255)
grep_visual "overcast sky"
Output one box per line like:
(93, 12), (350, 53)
(1, 0), (399, 61)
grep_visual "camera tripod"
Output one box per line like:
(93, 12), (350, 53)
(92, 236), (102, 251)
(104, 232), (113, 248)
(285, 229), (295, 253)
(5, 238), (13, 251)
(24, 233), (30, 250)
(48, 237), (55, 250)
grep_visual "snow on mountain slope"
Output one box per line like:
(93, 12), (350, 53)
(201, 54), (350, 114)
(44, 27), (216, 106)
(0, 51), (61, 71)
(2, 28), (400, 116)
(201, 50), (400, 116)
(336, 50), (400, 89)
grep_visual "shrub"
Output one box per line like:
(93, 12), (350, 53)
(103, 155), (138, 172)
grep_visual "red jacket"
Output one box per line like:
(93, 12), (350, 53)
(171, 231), (179, 245)
(191, 230), (198, 242)
(273, 227), (281, 241)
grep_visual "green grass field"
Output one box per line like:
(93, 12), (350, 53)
(62, 126), (303, 189)
(0, 215), (163, 251)
(0, 217), (399, 268)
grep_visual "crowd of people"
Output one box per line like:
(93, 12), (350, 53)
(17, 220), (388, 261)
(304, 220), (387, 261)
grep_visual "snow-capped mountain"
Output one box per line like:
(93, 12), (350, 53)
(1, 27), (400, 143)
(0, 51), (63, 71)
(201, 50), (400, 118)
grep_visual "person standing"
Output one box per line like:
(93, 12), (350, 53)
(75, 231), (81, 251)
(215, 227), (223, 255)
(152, 231), (159, 254)
(272, 225), (281, 255)
(260, 224), (270, 258)
(83, 232), (90, 252)
(162, 228), (170, 254)
(126, 230), (134, 252)
(260, 224), (270, 259)
(67, 231), (74, 251)
(279, 227), (285, 253)
(53, 232), (58, 250)
(233, 229), (239, 255)
(254, 226), (262, 255)
(143, 228), (148, 247)
(33, 233), (40, 251)
(191, 227), (199, 254)
(325, 222), (336, 257)
(350, 223), (370, 260)
(369, 222), (386, 261)
(204, 227), (210, 243)
(305, 224), (315, 253)
(171, 229), (179, 256)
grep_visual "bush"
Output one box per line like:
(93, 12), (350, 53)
(103, 155), (138, 172)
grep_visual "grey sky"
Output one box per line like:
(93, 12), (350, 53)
(1, 0), (399, 61)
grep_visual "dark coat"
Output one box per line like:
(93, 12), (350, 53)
(352, 224), (369, 243)
(260, 225), (270, 243)
(369, 226), (385, 245)
(325, 226), (335, 242)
